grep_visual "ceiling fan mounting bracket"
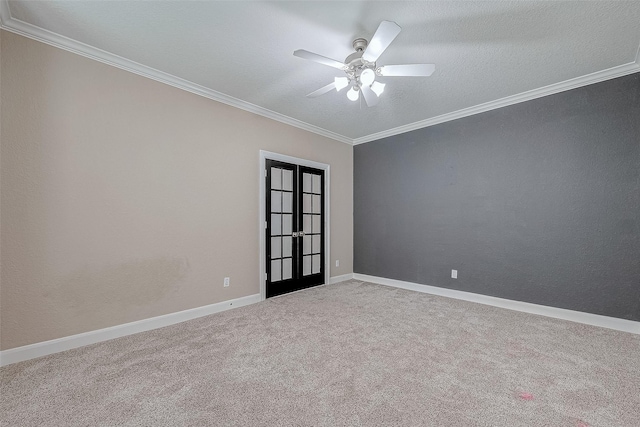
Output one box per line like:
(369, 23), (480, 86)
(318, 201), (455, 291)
(352, 38), (368, 52)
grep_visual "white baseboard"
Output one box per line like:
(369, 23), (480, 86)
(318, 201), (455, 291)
(353, 274), (640, 335)
(5, 274), (635, 367)
(0, 293), (261, 367)
(329, 273), (354, 284)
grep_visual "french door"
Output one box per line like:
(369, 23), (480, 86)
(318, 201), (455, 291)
(266, 159), (325, 298)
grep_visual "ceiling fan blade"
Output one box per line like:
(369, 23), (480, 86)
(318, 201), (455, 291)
(360, 85), (379, 107)
(294, 50), (346, 70)
(307, 82), (337, 98)
(362, 21), (401, 63)
(378, 64), (436, 77)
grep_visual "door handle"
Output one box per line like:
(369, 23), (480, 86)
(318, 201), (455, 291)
(292, 232), (299, 238)
(299, 231), (305, 237)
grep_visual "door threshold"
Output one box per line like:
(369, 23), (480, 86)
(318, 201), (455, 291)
(267, 282), (328, 299)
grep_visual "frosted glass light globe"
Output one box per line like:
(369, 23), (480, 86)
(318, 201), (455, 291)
(347, 87), (360, 101)
(334, 77), (349, 91)
(371, 81), (385, 97)
(360, 68), (375, 86)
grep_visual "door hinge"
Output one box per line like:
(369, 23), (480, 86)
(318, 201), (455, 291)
(265, 221), (268, 229)
(265, 169), (267, 178)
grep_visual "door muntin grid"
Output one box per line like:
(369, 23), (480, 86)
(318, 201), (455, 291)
(301, 171), (323, 276)
(268, 165), (295, 283)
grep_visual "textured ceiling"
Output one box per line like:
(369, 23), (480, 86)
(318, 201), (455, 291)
(4, 1), (640, 142)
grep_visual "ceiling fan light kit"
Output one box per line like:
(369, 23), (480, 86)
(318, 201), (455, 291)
(294, 20), (435, 107)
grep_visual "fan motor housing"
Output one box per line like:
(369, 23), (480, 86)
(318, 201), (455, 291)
(345, 38), (375, 74)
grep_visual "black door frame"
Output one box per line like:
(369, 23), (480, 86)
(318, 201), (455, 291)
(259, 151), (330, 301)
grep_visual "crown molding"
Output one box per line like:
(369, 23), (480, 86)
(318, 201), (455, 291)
(0, 0), (10, 26)
(0, 7), (353, 146)
(353, 60), (640, 145)
(2, 0), (639, 147)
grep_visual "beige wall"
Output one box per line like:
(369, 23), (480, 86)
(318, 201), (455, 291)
(0, 30), (353, 350)
(0, 29), (3, 348)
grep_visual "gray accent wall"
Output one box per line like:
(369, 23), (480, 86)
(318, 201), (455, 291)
(354, 73), (640, 321)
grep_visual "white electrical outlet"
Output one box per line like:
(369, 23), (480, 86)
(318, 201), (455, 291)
(224, 277), (230, 287)
(451, 270), (458, 279)
(336, 260), (340, 267)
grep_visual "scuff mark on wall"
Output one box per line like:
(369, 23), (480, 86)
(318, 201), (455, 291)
(50, 257), (190, 315)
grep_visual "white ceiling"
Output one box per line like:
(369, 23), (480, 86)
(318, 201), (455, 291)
(2, 1), (640, 144)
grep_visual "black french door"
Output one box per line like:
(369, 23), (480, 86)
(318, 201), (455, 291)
(266, 159), (325, 298)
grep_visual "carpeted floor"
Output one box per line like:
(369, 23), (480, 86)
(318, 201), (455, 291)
(1, 280), (639, 426)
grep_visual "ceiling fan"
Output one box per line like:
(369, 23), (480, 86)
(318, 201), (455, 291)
(294, 20), (435, 107)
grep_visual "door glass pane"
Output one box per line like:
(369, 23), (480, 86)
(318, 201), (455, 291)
(271, 237), (281, 258)
(283, 169), (293, 191)
(271, 167), (281, 190)
(303, 173), (312, 193)
(312, 174), (321, 193)
(303, 194), (312, 213)
(312, 195), (321, 213)
(282, 236), (292, 257)
(312, 235), (321, 253)
(271, 214), (281, 235)
(283, 214), (292, 235)
(271, 191), (282, 212)
(271, 260), (281, 282)
(303, 255), (311, 276)
(283, 258), (292, 280)
(282, 192), (293, 213)
(312, 254), (321, 274)
(303, 235), (312, 255)
(303, 215), (312, 233)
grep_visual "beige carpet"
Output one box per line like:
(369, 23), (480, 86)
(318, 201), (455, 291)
(1, 280), (639, 426)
